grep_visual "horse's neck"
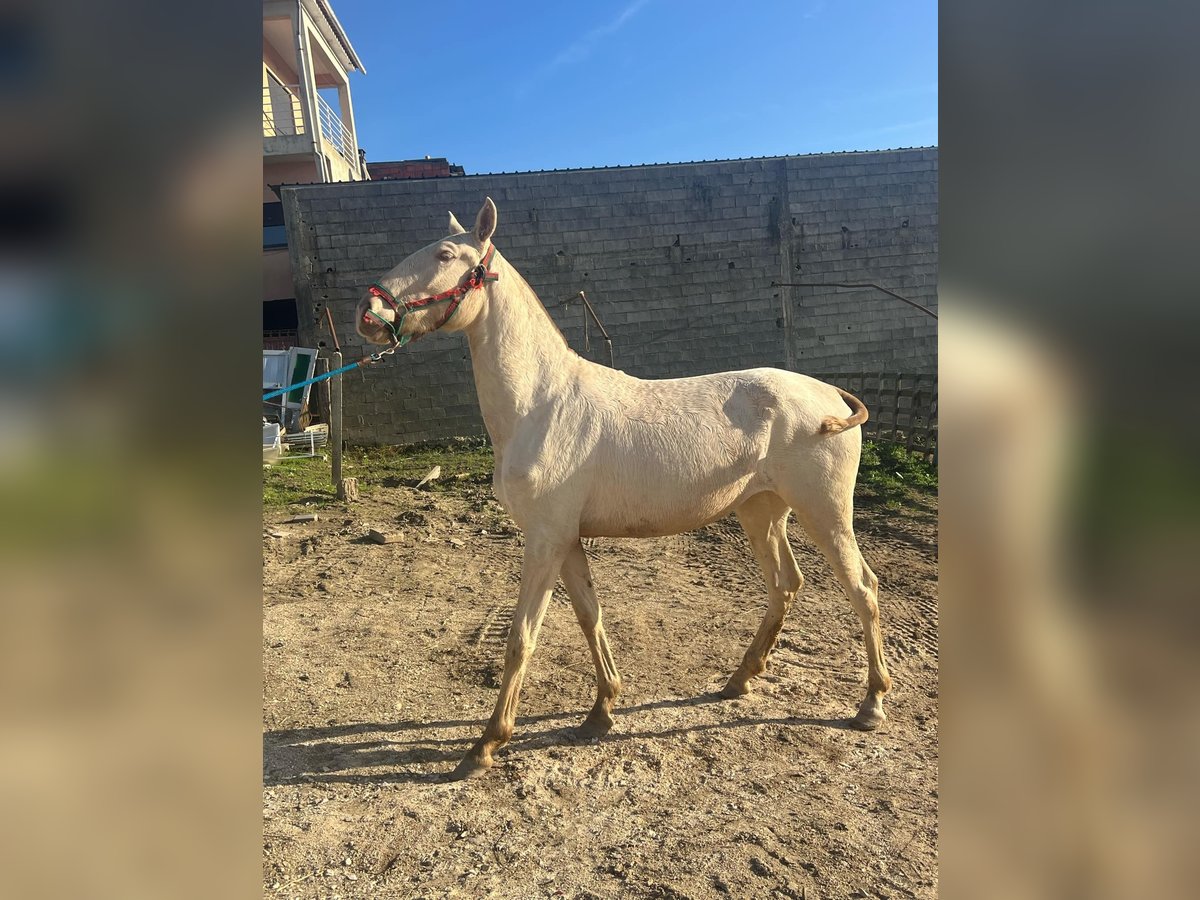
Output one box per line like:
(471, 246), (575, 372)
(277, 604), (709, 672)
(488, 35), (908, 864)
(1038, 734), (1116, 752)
(464, 254), (576, 448)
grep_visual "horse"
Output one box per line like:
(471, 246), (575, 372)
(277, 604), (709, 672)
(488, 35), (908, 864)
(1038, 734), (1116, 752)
(355, 198), (890, 779)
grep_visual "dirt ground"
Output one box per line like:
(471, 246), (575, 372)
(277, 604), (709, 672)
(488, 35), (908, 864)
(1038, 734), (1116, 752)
(263, 479), (938, 899)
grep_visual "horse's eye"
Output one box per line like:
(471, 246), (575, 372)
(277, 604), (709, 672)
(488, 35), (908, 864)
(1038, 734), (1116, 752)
(437, 248), (456, 262)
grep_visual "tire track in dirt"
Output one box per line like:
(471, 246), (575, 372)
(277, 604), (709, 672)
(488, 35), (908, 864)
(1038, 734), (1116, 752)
(471, 602), (513, 649)
(856, 511), (939, 661)
(912, 592), (940, 656)
(861, 532), (939, 662)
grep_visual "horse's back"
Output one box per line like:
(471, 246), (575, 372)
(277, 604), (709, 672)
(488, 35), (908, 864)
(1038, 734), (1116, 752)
(579, 363), (847, 443)
(559, 365), (857, 535)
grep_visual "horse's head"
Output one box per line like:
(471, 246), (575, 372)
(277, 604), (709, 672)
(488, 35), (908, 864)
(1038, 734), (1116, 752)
(355, 197), (499, 346)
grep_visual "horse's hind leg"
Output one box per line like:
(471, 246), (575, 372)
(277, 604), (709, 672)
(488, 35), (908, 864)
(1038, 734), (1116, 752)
(794, 503), (892, 729)
(561, 542), (622, 737)
(721, 491), (803, 699)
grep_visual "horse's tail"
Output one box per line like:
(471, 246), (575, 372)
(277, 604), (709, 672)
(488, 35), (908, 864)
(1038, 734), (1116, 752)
(819, 387), (869, 435)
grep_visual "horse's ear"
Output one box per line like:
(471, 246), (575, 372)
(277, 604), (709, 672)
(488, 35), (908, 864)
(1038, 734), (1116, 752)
(474, 197), (497, 245)
(447, 211), (466, 235)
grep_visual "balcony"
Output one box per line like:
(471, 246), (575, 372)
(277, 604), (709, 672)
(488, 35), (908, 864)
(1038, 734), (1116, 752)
(262, 78), (308, 160)
(262, 78), (357, 169)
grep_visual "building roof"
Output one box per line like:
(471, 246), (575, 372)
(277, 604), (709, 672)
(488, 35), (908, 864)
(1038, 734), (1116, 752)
(367, 158), (466, 180)
(303, 0), (365, 74)
(277, 147), (936, 192)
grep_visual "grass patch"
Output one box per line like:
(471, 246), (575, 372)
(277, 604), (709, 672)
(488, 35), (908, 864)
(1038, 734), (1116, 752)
(857, 439), (937, 511)
(262, 455), (335, 508)
(264, 436), (936, 513)
(263, 437), (495, 509)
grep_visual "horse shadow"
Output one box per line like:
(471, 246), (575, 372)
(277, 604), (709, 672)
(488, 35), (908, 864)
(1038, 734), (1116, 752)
(263, 693), (856, 786)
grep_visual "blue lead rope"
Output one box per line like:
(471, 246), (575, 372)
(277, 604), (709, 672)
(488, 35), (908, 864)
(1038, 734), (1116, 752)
(262, 359), (365, 402)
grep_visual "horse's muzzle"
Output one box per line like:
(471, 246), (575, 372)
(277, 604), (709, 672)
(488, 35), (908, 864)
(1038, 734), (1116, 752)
(355, 296), (395, 345)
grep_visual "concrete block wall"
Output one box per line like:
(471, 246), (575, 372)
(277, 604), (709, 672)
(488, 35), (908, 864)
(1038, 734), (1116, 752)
(281, 149), (937, 445)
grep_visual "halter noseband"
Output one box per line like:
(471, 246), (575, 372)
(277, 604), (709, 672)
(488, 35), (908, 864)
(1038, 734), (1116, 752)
(363, 244), (499, 347)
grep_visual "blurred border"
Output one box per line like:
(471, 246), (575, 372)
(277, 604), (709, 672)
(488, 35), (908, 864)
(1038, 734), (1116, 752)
(942, 1), (1200, 896)
(0, 2), (263, 898)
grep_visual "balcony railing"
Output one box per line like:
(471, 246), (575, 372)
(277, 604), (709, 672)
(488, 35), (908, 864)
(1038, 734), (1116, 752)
(262, 81), (358, 168)
(262, 81), (305, 137)
(315, 92), (356, 166)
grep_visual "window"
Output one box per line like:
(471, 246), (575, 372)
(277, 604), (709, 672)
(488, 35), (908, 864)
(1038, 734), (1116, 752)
(263, 298), (298, 330)
(264, 201), (287, 249)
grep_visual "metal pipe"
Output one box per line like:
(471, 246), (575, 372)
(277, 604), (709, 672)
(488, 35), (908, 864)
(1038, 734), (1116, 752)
(293, 12), (323, 174)
(773, 281), (938, 320)
(577, 291), (615, 367)
(324, 304), (341, 352)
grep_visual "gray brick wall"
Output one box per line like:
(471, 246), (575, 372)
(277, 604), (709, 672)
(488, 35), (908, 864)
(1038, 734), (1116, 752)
(281, 149), (937, 445)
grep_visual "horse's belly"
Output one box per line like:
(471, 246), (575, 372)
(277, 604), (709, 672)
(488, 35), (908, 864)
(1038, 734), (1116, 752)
(578, 478), (755, 538)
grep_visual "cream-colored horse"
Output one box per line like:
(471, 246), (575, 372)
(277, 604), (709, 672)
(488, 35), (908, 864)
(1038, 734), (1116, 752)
(356, 198), (890, 779)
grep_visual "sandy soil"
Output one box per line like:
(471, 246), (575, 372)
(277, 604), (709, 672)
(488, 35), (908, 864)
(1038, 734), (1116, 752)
(264, 484), (938, 899)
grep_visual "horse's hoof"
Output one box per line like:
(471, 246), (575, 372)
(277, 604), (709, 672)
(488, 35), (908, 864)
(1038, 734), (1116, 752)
(718, 678), (752, 700)
(449, 754), (492, 781)
(850, 707), (886, 731)
(575, 712), (614, 740)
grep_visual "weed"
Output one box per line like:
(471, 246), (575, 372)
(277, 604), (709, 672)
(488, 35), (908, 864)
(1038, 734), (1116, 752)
(857, 439), (937, 510)
(263, 437), (494, 509)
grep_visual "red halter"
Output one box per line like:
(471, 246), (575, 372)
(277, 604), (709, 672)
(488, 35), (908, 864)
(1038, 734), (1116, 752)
(363, 245), (499, 347)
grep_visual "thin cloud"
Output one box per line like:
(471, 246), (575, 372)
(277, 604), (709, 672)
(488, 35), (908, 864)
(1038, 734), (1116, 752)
(820, 82), (939, 113)
(833, 115), (939, 145)
(516, 0), (653, 97)
(867, 115), (939, 135)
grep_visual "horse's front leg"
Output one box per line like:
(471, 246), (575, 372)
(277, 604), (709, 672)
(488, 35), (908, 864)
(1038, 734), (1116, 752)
(451, 535), (571, 780)
(561, 542), (622, 737)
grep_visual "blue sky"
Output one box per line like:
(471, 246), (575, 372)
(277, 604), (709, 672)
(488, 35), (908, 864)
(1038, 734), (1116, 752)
(334, 1), (937, 173)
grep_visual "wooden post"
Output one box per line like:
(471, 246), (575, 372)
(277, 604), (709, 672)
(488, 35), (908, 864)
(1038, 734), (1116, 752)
(331, 350), (344, 497)
(929, 388), (935, 458)
(907, 378), (919, 453)
(315, 357), (331, 426)
(893, 373), (902, 445)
